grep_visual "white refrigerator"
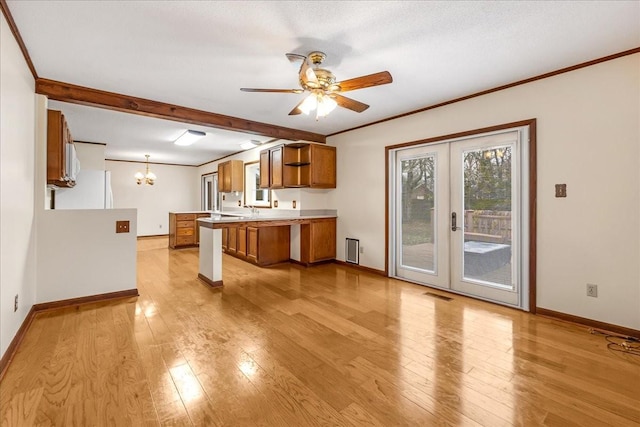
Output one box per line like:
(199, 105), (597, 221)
(55, 169), (113, 209)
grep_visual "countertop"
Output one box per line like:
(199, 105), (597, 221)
(197, 214), (337, 229)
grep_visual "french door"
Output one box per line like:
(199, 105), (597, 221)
(391, 127), (529, 308)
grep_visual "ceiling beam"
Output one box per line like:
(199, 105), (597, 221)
(35, 78), (326, 143)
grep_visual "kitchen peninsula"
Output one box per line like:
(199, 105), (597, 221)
(197, 213), (337, 288)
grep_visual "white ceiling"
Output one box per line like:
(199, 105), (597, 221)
(7, 1), (640, 166)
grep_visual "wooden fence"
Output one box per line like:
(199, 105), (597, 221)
(464, 210), (511, 244)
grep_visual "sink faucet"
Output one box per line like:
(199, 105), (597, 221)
(249, 205), (259, 218)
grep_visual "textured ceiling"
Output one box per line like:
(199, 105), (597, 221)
(6, 1), (640, 165)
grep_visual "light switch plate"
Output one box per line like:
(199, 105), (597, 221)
(555, 184), (567, 198)
(116, 220), (130, 233)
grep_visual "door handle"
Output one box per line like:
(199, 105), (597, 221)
(451, 212), (460, 231)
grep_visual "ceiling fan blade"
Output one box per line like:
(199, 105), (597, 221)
(286, 53), (306, 63)
(288, 98), (306, 116)
(332, 94), (369, 113)
(299, 57), (319, 88)
(240, 88), (304, 94)
(336, 71), (393, 92)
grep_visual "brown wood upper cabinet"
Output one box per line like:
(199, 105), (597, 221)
(218, 160), (244, 193)
(259, 143), (336, 189)
(259, 145), (284, 189)
(47, 109), (76, 188)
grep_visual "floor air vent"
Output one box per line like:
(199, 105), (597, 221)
(346, 238), (359, 264)
(424, 292), (453, 301)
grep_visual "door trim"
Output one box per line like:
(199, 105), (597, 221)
(385, 119), (537, 313)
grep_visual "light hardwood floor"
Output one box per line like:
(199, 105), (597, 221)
(1, 237), (639, 426)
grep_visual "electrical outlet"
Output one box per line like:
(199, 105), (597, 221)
(359, 246), (364, 254)
(292, 200), (296, 209)
(159, 224), (162, 229)
(274, 200), (278, 208)
(14, 294), (18, 312)
(238, 200), (241, 207)
(587, 283), (598, 298)
(116, 220), (130, 233)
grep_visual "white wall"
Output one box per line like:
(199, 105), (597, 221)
(107, 160), (199, 236)
(36, 209), (137, 303)
(0, 13), (38, 357)
(75, 142), (106, 170)
(328, 53), (640, 330)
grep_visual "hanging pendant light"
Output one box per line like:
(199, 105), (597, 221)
(135, 154), (156, 185)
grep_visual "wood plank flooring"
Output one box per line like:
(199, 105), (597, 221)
(1, 236), (639, 426)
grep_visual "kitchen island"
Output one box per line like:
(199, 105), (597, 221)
(197, 214), (337, 288)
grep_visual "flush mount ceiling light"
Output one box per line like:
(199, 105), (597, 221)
(135, 154), (157, 185)
(174, 129), (206, 146)
(240, 140), (262, 150)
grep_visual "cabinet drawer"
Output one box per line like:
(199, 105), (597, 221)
(176, 235), (195, 245)
(177, 228), (194, 236)
(176, 220), (193, 228)
(175, 214), (196, 221)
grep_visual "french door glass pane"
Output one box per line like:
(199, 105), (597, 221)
(462, 146), (513, 288)
(401, 156), (435, 272)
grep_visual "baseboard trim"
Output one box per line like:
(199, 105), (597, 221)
(33, 289), (139, 313)
(333, 260), (387, 276)
(537, 307), (640, 339)
(198, 273), (223, 289)
(0, 306), (36, 382)
(137, 234), (168, 240)
(290, 258), (336, 267)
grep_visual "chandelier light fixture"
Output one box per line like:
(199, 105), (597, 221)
(135, 154), (157, 186)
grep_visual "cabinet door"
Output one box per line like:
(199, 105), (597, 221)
(301, 218), (336, 263)
(259, 150), (270, 188)
(270, 146), (284, 189)
(310, 145), (336, 188)
(223, 162), (233, 192)
(217, 162), (226, 192)
(47, 110), (65, 183)
(222, 228), (228, 251)
(257, 226), (290, 265)
(227, 226), (238, 253)
(229, 160), (244, 192)
(237, 227), (247, 256)
(247, 227), (258, 262)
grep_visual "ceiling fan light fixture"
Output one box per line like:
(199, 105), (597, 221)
(174, 129), (206, 146)
(298, 93), (318, 115)
(316, 95), (337, 117)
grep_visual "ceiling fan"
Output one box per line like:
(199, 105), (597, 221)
(240, 51), (393, 118)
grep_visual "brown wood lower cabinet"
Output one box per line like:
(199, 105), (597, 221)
(223, 225), (290, 266)
(210, 217), (336, 267)
(301, 218), (337, 264)
(169, 212), (210, 249)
